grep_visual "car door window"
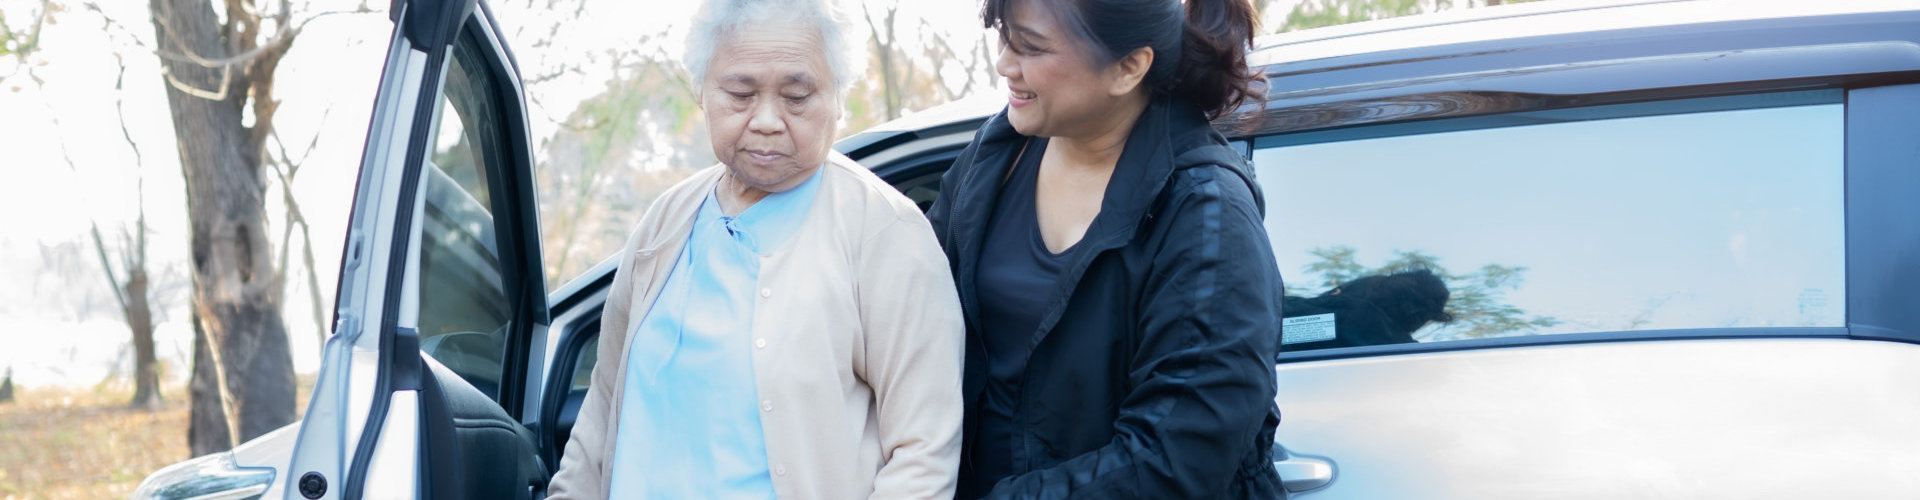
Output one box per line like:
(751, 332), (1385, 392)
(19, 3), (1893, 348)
(417, 29), (515, 398)
(1251, 90), (1846, 352)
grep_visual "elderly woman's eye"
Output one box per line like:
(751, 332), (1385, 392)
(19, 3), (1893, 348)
(785, 94), (809, 104)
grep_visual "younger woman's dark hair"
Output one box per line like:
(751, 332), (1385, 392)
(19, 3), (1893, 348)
(983, 0), (1265, 119)
(1328, 269), (1455, 334)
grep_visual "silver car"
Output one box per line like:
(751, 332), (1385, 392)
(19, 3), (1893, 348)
(136, 0), (1920, 498)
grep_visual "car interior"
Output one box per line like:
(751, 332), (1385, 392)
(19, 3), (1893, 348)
(419, 355), (549, 499)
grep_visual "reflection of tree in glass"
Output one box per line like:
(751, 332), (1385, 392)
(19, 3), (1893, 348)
(1288, 246), (1557, 341)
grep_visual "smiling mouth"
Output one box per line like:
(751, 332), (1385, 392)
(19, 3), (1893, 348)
(1012, 90), (1036, 99)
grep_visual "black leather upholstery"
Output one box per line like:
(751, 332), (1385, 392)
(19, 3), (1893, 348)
(552, 388), (585, 461)
(419, 355), (549, 499)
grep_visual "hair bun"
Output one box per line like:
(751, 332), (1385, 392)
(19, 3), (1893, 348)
(1174, 0), (1264, 119)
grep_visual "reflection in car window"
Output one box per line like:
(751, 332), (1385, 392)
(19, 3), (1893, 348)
(1253, 91), (1846, 351)
(417, 30), (513, 398)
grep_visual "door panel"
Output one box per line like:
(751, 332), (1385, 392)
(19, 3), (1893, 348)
(402, 8), (550, 500)
(1274, 339), (1920, 499)
(287, 0), (560, 498)
(285, 3), (447, 497)
(1246, 88), (1917, 497)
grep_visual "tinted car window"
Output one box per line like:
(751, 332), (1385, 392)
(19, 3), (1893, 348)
(569, 335), (597, 392)
(417, 31), (514, 398)
(1251, 91), (1846, 351)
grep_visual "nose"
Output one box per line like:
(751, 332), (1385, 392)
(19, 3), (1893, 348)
(748, 96), (784, 135)
(995, 44), (1019, 83)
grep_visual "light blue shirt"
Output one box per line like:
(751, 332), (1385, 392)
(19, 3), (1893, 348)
(607, 168), (824, 499)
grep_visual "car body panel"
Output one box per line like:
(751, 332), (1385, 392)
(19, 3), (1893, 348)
(1273, 339), (1920, 498)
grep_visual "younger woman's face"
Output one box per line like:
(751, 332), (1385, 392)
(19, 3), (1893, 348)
(994, 2), (1145, 139)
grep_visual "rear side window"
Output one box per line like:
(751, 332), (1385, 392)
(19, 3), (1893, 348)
(1252, 91), (1846, 351)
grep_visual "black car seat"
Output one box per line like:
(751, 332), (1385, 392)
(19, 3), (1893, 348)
(418, 354), (549, 499)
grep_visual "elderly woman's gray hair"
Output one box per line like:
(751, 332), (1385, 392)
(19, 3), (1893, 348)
(683, 0), (867, 95)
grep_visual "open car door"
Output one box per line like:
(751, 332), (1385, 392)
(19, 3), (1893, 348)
(284, 1), (550, 498)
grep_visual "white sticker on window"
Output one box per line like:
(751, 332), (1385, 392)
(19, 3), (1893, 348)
(1282, 313), (1336, 345)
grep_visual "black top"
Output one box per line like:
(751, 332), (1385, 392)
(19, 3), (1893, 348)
(931, 94), (1287, 499)
(967, 138), (1064, 494)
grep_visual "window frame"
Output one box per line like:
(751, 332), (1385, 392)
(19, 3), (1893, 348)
(1224, 11), (1920, 363)
(409, 13), (548, 411)
(1253, 91), (1853, 363)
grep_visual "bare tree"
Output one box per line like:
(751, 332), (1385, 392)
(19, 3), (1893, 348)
(917, 20), (997, 102)
(11, 2), (169, 411)
(863, 2), (904, 120)
(0, 368), (13, 404)
(143, 0), (371, 455)
(267, 119), (332, 353)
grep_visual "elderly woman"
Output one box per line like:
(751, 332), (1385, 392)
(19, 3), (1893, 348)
(545, 0), (964, 498)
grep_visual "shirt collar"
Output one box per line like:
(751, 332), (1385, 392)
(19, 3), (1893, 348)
(700, 165), (826, 255)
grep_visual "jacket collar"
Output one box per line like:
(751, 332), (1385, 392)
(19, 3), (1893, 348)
(949, 94), (1237, 404)
(951, 94), (1221, 273)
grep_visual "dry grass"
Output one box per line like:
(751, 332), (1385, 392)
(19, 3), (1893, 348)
(0, 377), (314, 499)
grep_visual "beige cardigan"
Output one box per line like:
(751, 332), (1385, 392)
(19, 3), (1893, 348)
(546, 153), (964, 499)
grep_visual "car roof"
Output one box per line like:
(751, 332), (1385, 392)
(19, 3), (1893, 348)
(1251, 0), (1920, 68)
(839, 0), (1920, 152)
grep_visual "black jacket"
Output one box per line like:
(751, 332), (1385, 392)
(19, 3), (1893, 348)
(930, 95), (1287, 499)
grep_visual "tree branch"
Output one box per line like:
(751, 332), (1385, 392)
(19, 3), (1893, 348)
(267, 127), (329, 350)
(149, 8), (371, 69)
(89, 223), (131, 316)
(160, 62), (232, 100)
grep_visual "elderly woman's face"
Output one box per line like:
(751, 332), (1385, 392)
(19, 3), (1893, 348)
(702, 22), (840, 193)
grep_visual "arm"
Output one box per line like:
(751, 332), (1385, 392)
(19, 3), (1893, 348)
(987, 168), (1284, 499)
(546, 231), (644, 500)
(858, 213), (968, 499)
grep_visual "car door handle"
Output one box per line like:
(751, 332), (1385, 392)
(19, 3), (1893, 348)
(1273, 444), (1335, 493)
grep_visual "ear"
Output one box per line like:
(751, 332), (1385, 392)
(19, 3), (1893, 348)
(1107, 46), (1154, 97)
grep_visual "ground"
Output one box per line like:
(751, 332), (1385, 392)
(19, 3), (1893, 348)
(0, 378), (312, 499)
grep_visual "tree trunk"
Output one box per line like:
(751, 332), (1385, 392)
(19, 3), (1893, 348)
(187, 310), (233, 454)
(149, 0), (297, 456)
(865, 4), (903, 120)
(127, 267), (163, 409)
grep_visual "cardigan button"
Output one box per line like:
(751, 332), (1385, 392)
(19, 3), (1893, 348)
(761, 400), (774, 412)
(760, 288), (772, 298)
(754, 338), (767, 349)
(774, 465), (787, 476)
